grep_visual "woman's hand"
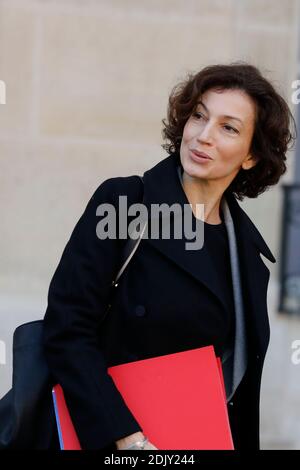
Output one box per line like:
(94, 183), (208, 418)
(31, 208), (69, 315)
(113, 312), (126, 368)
(115, 431), (158, 450)
(140, 441), (158, 450)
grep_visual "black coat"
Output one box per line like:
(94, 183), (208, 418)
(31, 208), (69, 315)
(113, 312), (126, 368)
(43, 152), (276, 450)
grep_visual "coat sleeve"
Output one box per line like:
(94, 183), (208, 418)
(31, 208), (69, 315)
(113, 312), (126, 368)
(42, 177), (143, 449)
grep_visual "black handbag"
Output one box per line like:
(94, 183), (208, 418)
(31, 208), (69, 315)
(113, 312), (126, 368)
(0, 178), (147, 449)
(0, 320), (57, 449)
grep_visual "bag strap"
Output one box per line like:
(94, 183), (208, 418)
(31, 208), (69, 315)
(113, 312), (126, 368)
(111, 176), (147, 287)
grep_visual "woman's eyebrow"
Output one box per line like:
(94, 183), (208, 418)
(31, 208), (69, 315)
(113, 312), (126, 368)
(196, 100), (244, 126)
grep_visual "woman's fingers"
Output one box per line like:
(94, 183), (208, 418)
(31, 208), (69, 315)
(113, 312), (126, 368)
(143, 441), (158, 450)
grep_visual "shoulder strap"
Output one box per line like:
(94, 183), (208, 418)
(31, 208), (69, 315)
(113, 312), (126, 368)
(112, 176), (147, 287)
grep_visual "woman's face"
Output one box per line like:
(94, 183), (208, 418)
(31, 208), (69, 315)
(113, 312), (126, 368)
(180, 88), (257, 189)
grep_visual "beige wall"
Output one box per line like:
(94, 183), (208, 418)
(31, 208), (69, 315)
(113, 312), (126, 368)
(0, 0), (299, 446)
(0, 0), (298, 297)
(0, 0), (297, 295)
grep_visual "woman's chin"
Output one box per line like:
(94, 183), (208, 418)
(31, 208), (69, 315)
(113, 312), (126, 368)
(182, 160), (209, 179)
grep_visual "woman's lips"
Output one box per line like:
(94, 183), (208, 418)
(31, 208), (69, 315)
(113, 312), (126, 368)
(190, 150), (212, 163)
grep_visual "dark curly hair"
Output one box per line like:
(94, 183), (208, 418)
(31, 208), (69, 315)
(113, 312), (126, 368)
(161, 61), (297, 200)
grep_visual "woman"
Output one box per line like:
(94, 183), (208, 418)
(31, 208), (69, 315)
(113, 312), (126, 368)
(43, 62), (296, 450)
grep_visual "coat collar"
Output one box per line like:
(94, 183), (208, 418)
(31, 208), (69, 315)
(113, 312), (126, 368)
(141, 152), (275, 355)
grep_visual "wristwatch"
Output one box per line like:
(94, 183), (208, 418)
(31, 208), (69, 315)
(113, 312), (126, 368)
(123, 436), (149, 450)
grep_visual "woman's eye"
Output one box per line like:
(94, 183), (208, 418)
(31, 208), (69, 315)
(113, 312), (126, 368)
(192, 113), (239, 134)
(193, 112), (205, 120)
(223, 125), (239, 134)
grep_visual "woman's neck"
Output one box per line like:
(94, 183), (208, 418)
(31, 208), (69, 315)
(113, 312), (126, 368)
(181, 171), (225, 224)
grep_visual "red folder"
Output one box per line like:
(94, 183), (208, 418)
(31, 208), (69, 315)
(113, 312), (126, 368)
(52, 345), (234, 450)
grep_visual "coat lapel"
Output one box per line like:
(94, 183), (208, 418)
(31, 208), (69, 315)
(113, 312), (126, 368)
(141, 152), (276, 357)
(226, 192), (275, 357)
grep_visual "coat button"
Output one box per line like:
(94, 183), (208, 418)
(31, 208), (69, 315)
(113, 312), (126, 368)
(256, 354), (260, 360)
(135, 305), (146, 317)
(229, 401), (234, 406)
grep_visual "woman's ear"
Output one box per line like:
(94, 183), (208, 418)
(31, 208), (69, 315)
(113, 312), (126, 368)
(242, 154), (257, 170)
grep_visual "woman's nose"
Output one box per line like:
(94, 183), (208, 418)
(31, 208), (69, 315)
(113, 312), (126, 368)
(196, 122), (214, 144)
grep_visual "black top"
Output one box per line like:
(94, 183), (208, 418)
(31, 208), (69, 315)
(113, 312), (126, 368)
(202, 220), (235, 357)
(177, 165), (235, 358)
